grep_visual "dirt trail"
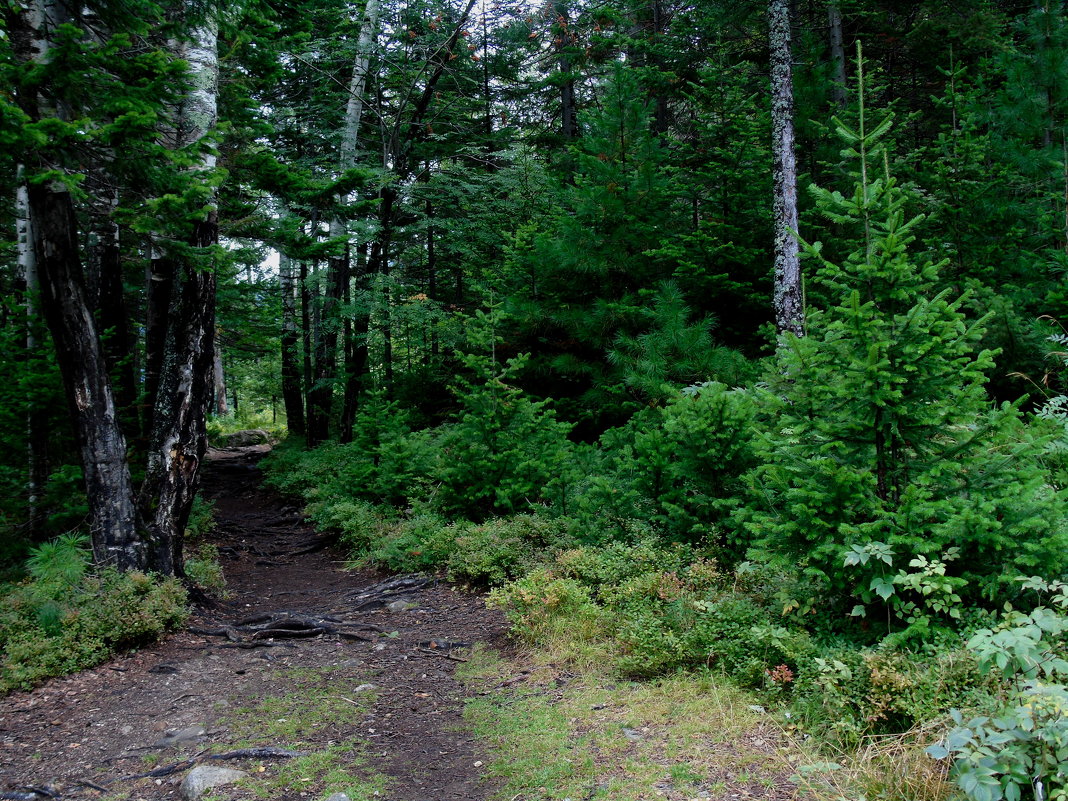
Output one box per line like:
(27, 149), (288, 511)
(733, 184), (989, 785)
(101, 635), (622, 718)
(0, 447), (508, 801)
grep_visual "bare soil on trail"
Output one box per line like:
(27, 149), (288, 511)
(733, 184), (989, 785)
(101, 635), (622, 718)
(0, 446), (509, 801)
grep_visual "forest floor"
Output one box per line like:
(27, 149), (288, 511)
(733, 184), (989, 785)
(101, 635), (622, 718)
(0, 447), (807, 801)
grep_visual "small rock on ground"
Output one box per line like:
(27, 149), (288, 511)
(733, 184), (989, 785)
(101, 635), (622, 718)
(152, 724), (206, 748)
(180, 765), (248, 801)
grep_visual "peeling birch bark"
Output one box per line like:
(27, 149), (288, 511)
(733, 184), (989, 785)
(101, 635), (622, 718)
(141, 8), (220, 575)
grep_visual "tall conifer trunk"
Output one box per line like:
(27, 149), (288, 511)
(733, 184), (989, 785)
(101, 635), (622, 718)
(828, 1), (847, 109)
(313, 0), (382, 439)
(279, 253), (305, 436)
(554, 1), (578, 140)
(300, 257), (316, 444)
(769, 0), (804, 338)
(16, 172), (49, 536)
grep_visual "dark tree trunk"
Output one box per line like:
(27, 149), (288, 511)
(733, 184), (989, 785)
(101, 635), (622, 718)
(138, 9), (220, 576)
(17, 175), (49, 537)
(140, 215), (218, 576)
(426, 198), (439, 360)
(144, 255), (176, 440)
(769, 0), (804, 338)
(29, 182), (145, 569)
(92, 212), (139, 441)
(555, 1), (580, 140)
(650, 0), (669, 134)
(279, 253), (305, 436)
(372, 189), (396, 393)
(828, 1), (847, 109)
(309, 249), (348, 443)
(339, 243), (367, 443)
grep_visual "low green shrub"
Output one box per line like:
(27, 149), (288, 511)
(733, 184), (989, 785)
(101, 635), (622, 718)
(184, 543), (226, 593)
(364, 511), (456, 573)
(0, 544), (188, 693)
(445, 515), (576, 586)
(436, 353), (576, 519)
(184, 496), (216, 541)
(490, 568), (607, 642)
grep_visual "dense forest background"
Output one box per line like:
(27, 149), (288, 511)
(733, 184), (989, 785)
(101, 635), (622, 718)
(4, 0), (1068, 797)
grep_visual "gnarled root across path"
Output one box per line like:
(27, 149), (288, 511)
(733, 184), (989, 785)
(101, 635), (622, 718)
(0, 447), (508, 801)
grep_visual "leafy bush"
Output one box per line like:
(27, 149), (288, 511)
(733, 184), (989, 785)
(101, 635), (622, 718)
(261, 399), (437, 511)
(929, 594), (1068, 801)
(568, 385), (754, 552)
(490, 568), (607, 642)
(363, 511), (456, 573)
(0, 536), (187, 692)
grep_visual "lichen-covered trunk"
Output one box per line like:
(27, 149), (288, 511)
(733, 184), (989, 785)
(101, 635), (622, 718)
(140, 10), (220, 575)
(13, 0), (145, 566)
(769, 0), (804, 338)
(30, 183), (146, 569)
(143, 222), (217, 575)
(213, 337), (228, 416)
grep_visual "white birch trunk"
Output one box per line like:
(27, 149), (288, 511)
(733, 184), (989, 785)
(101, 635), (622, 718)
(143, 8), (221, 574)
(329, 0), (382, 241)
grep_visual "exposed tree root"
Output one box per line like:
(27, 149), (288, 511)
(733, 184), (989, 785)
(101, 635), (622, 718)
(191, 611), (379, 644)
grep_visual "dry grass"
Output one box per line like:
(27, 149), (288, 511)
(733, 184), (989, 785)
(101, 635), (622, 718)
(459, 646), (807, 801)
(783, 720), (953, 801)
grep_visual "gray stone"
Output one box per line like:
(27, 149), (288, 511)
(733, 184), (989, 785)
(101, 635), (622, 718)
(180, 765), (248, 801)
(324, 794), (352, 801)
(224, 428), (271, 447)
(385, 600), (418, 613)
(152, 724), (206, 748)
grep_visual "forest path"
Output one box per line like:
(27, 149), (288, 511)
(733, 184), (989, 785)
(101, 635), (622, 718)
(0, 446), (507, 801)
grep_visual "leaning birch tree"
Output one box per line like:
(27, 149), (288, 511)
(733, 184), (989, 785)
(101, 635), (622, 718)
(11, 0), (147, 569)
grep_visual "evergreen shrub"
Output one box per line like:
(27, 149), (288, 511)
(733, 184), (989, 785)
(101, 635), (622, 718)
(436, 353), (575, 518)
(741, 96), (1068, 624)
